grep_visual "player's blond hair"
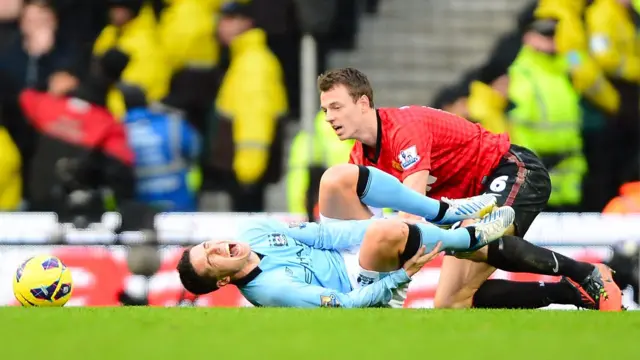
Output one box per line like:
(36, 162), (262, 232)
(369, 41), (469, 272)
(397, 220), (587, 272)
(317, 68), (375, 108)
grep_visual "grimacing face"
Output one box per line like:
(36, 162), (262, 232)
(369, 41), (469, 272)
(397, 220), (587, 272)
(189, 240), (252, 287)
(320, 84), (369, 141)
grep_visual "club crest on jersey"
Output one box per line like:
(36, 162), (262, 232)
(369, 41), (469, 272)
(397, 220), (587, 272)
(268, 233), (288, 247)
(392, 160), (403, 172)
(398, 145), (420, 170)
(320, 294), (341, 308)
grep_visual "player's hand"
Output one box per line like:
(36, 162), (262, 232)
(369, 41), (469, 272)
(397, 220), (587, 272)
(403, 242), (442, 277)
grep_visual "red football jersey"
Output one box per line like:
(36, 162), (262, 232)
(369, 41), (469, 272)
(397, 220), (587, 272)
(349, 106), (511, 199)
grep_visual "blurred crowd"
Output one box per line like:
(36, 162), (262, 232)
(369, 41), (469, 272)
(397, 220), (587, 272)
(0, 0), (370, 225)
(431, 0), (640, 216)
(0, 0), (638, 307)
(290, 0), (640, 222)
(2, 0), (640, 228)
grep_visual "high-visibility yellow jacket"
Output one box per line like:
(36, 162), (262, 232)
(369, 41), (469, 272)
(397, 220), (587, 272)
(93, 3), (171, 118)
(535, 0), (620, 115)
(157, 0), (219, 72)
(215, 28), (288, 185)
(585, 0), (640, 84)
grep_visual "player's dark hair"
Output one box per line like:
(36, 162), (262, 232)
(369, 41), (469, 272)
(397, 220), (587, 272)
(317, 67), (375, 108)
(176, 247), (219, 295)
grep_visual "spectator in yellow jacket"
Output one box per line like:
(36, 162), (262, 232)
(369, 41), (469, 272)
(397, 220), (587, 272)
(156, 0), (222, 134)
(208, 1), (288, 212)
(586, 0), (640, 84)
(536, 0), (623, 211)
(585, 0), (640, 202)
(93, 0), (171, 119)
(157, 0), (220, 73)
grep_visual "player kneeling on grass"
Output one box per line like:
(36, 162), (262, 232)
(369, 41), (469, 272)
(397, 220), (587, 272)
(176, 188), (515, 307)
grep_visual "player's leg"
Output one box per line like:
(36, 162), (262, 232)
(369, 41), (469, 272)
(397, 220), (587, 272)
(356, 212), (513, 279)
(438, 241), (598, 309)
(318, 164), (374, 221)
(435, 220), (607, 309)
(438, 145), (621, 309)
(319, 164), (497, 224)
(480, 147), (620, 310)
(434, 146), (562, 308)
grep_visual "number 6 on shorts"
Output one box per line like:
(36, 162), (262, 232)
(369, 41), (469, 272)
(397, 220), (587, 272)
(489, 175), (509, 193)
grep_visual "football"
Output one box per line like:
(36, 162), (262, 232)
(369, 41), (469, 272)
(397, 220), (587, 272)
(12, 255), (73, 307)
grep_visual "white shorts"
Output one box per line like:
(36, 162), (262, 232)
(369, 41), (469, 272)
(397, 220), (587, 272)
(340, 247), (362, 290)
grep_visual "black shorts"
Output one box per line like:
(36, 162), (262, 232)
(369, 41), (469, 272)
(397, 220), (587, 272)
(481, 144), (551, 237)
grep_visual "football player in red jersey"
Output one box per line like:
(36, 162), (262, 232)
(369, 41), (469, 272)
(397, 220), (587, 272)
(315, 67), (622, 311)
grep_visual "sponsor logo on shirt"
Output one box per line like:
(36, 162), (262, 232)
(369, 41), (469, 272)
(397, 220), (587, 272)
(398, 145), (420, 170)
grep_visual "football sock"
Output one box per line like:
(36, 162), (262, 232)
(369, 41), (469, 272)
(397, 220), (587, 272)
(472, 279), (578, 309)
(486, 235), (595, 283)
(356, 165), (449, 221)
(408, 222), (476, 252)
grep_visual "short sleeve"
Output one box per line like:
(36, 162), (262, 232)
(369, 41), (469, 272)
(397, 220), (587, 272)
(393, 110), (433, 180)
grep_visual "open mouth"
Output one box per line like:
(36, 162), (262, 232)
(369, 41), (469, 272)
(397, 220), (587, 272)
(332, 125), (342, 132)
(228, 243), (241, 257)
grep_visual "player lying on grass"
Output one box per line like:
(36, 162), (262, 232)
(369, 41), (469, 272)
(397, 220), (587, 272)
(317, 67), (622, 311)
(176, 169), (516, 307)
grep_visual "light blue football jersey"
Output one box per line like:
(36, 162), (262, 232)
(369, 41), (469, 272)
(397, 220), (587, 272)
(235, 218), (410, 308)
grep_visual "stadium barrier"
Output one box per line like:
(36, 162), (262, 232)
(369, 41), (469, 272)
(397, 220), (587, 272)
(0, 212), (638, 309)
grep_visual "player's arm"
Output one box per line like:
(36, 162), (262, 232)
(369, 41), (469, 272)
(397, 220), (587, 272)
(257, 269), (410, 308)
(394, 109), (434, 220)
(285, 219), (376, 250)
(402, 171), (431, 196)
(397, 171), (433, 220)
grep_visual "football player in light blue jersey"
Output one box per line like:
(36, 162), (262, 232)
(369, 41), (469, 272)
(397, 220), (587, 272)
(176, 165), (515, 308)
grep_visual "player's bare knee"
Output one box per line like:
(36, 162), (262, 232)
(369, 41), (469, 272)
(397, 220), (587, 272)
(363, 220), (409, 256)
(320, 164), (359, 194)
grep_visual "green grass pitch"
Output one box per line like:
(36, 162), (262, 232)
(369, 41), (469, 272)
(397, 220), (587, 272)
(1, 307), (637, 360)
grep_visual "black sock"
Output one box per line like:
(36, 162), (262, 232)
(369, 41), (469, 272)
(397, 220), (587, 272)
(466, 227), (479, 248)
(434, 201), (450, 222)
(486, 235), (595, 283)
(472, 279), (579, 309)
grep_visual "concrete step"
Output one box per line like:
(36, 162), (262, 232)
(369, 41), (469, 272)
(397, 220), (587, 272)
(327, 0), (533, 106)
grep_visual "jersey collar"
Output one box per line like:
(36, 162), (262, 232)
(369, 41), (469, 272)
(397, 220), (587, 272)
(363, 109), (383, 163)
(231, 252), (264, 288)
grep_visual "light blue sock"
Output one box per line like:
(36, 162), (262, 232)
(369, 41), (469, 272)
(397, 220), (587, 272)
(359, 166), (444, 221)
(414, 222), (474, 252)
